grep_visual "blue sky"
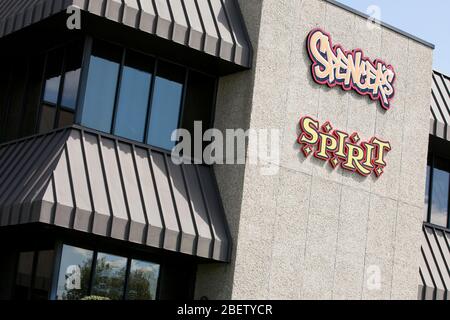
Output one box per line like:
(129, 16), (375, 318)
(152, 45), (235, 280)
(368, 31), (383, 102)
(337, 0), (450, 75)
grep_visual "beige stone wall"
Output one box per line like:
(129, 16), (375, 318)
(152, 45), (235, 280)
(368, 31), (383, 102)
(195, 0), (433, 300)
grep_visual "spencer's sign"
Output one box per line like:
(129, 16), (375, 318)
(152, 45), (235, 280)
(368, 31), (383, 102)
(307, 28), (396, 110)
(297, 116), (391, 178)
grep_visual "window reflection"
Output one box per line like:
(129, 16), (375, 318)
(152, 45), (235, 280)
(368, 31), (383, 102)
(14, 252), (34, 300)
(424, 165), (431, 222)
(430, 157), (449, 228)
(114, 51), (153, 141)
(91, 253), (127, 300)
(81, 41), (122, 133)
(31, 250), (54, 300)
(43, 48), (64, 106)
(126, 260), (160, 300)
(56, 245), (93, 300)
(60, 41), (83, 112)
(147, 61), (185, 150)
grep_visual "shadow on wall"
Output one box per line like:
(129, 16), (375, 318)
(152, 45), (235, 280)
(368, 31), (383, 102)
(193, 0), (264, 300)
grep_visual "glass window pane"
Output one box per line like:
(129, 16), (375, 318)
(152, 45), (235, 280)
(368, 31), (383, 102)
(43, 49), (64, 104)
(147, 61), (185, 150)
(126, 260), (160, 300)
(5, 59), (28, 140)
(430, 157), (450, 228)
(14, 251), (34, 300)
(56, 245), (93, 300)
(58, 109), (75, 128)
(31, 250), (55, 300)
(21, 54), (46, 137)
(114, 51), (153, 141)
(39, 104), (56, 133)
(81, 41), (122, 133)
(424, 165), (431, 222)
(181, 71), (216, 159)
(61, 41), (83, 109)
(91, 252), (127, 300)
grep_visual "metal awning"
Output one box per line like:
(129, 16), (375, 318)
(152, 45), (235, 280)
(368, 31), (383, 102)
(418, 224), (450, 300)
(0, 0), (251, 68)
(430, 71), (450, 140)
(0, 126), (231, 262)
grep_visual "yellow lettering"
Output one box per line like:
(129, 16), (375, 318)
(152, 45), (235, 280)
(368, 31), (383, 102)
(299, 117), (320, 145)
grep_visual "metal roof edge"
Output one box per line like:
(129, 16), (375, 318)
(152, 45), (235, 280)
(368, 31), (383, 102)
(434, 69), (450, 80)
(324, 0), (435, 49)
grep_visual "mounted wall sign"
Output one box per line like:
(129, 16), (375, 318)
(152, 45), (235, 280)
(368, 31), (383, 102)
(297, 116), (391, 177)
(307, 28), (396, 110)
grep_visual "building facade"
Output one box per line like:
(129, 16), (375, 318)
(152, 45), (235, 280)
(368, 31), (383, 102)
(0, 0), (447, 300)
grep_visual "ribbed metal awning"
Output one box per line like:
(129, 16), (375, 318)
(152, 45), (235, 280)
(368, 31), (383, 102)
(0, 126), (231, 262)
(430, 71), (450, 140)
(418, 224), (450, 300)
(0, 0), (251, 68)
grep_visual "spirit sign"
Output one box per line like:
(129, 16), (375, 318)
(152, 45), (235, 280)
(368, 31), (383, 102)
(297, 116), (391, 177)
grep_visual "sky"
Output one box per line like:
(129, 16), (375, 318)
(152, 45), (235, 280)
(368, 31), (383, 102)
(336, 0), (450, 76)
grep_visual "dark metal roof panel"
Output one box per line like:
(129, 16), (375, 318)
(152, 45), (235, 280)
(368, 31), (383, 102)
(0, 0), (252, 68)
(0, 127), (231, 262)
(418, 224), (450, 300)
(430, 71), (450, 140)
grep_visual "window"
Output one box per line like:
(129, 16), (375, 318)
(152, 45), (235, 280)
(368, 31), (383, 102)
(424, 155), (450, 228)
(39, 41), (83, 133)
(31, 250), (55, 300)
(126, 259), (159, 300)
(91, 253), (127, 300)
(54, 245), (160, 300)
(14, 252), (34, 300)
(55, 245), (93, 300)
(13, 250), (55, 300)
(113, 51), (154, 141)
(79, 40), (217, 153)
(147, 61), (185, 150)
(81, 41), (122, 133)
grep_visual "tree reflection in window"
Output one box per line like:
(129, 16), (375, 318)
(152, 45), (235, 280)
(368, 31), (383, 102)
(91, 253), (127, 300)
(126, 259), (160, 300)
(56, 245), (93, 300)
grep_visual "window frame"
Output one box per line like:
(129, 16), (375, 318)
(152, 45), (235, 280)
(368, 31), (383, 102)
(425, 151), (450, 229)
(77, 36), (219, 153)
(50, 242), (162, 301)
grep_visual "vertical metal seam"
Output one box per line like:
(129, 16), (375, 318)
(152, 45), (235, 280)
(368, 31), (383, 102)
(194, 165), (216, 260)
(79, 128), (96, 233)
(193, 0), (207, 54)
(206, 0), (222, 58)
(130, 144), (150, 245)
(96, 134), (114, 237)
(63, 140), (78, 229)
(151, 0), (159, 34)
(164, 0), (176, 42)
(49, 172), (58, 225)
(219, 0), (237, 63)
(147, 148), (167, 248)
(209, 166), (232, 261)
(180, 0), (192, 47)
(113, 138), (132, 241)
(179, 164), (200, 257)
(162, 153), (183, 253)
